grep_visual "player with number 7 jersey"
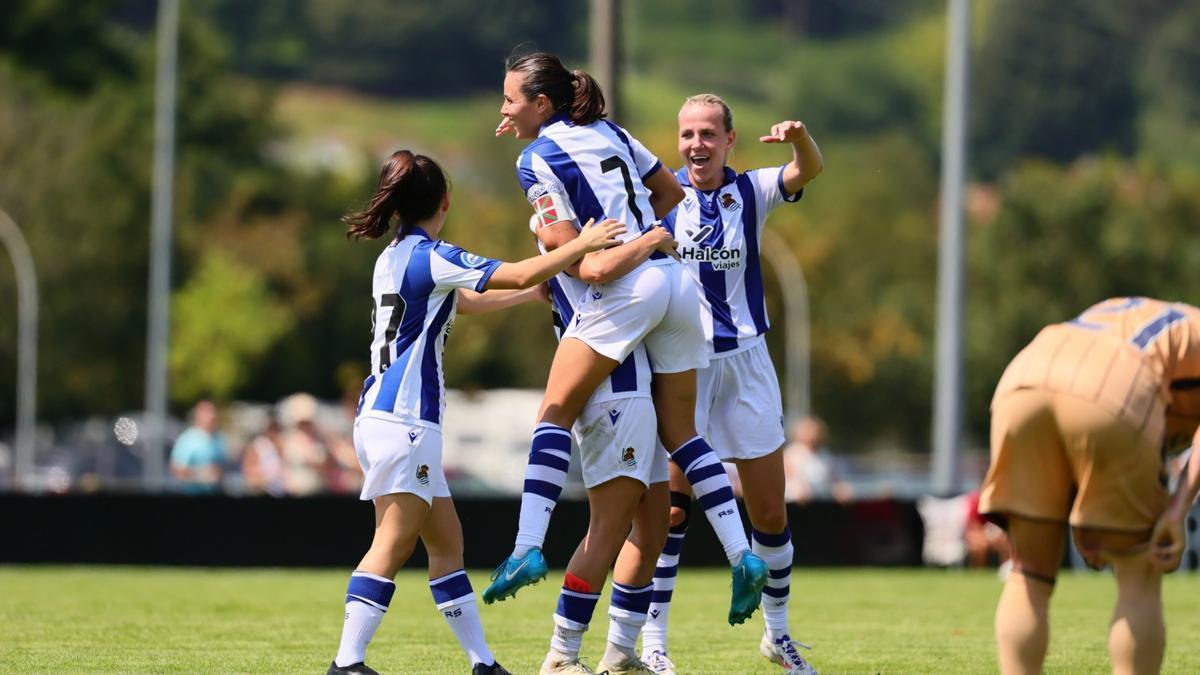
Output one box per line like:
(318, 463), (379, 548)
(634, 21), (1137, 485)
(487, 50), (769, 675)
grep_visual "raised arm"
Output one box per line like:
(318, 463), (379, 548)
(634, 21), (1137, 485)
(484, 218), (624, 290)
(761, 120), (824, 196)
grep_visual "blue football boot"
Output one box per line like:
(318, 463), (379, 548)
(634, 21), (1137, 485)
(728, 550), (769, 625)
(481, 548), (548, 604)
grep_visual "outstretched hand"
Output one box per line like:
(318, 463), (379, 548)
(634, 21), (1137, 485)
(577, 218), (626, 252)
(760, 120), (810, 144)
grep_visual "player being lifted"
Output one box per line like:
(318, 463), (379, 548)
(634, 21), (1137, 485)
(326, 150), (623, 675)
(484, 51), (769, 674)
(640, 94), (823, 675)
(979, 297), (1200, 675)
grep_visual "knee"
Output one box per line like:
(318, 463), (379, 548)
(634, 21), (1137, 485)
(751, 506), (788, 536)
(669, 492), (693, 533)
(374, 533), (418, 566)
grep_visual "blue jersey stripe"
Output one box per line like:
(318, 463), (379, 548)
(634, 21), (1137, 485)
(737, 173), (769, 335)
(529, 137), (606, 227)
(418, 294), (455, 423)
(610, 355), (638, 393)
(697, 192), (740, 353)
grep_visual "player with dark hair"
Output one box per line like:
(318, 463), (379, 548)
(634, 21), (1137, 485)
(326, 149), (622, 675)
(980, 297), (1200, 675)
(485, 52), (769, 674)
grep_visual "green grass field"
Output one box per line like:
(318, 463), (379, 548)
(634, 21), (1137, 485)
(1, 567), (1197, 674)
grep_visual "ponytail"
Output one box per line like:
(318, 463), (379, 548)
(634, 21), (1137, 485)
(344, 150), (448, 240)
(569, 69), (606, 126)
(506, 51), (607, 126)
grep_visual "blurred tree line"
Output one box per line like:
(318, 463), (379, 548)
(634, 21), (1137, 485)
(1, 0), (1199, 455)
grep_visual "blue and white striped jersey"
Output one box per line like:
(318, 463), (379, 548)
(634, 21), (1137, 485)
(358, 228), (502, 428)
(665, 165), (802, 357)
(516, 113), (671, 266)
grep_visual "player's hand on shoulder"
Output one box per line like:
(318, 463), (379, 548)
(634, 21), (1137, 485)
(577, 218), (626, 251)
(760, 120), (810, 144)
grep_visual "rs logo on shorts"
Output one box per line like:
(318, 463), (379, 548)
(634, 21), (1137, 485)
(621, 447), (637, 469)
(415, 464), (430, 485)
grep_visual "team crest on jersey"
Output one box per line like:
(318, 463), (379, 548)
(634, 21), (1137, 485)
(620, 447), (637, 468)
(720, 193), (741, 211)
(415, 464), (430, 485)
(459, 252), (488, 268)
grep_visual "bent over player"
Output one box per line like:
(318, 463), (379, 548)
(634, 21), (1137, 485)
(979, 297), (1200, 675)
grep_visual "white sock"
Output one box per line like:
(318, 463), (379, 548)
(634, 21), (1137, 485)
(430, 570), (494, 667)
(643, 531), (686, 655)
(671, 437), (749, 563)
(335, 571), (394, 667)
(515, 423), (572, 552)
(752, 528), (794, 638)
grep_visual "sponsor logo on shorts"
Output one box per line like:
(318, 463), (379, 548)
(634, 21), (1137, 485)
(408, 430), (419, 444)
(591, 290), (603, 300)
(415, 464), (430, 485)
(608, 408), (621, 425)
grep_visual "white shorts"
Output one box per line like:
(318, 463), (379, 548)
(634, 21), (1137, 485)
(563, 262), (708, 374)
(354, 415), (450, 504)
(572, 397), (668, 488)
(696, 339), (787, 461)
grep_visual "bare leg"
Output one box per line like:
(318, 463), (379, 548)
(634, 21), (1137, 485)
(995, 516), (1064, 675)
(357, 493), (430, 577)
(538, 338), (619, 427)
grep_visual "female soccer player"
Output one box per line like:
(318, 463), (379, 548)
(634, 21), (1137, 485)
(484, 52), (768, 675)
(641, 94), (823, 675)
(326, 149), (623, 675)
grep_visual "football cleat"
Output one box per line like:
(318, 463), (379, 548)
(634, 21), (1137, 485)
(473, 661), (514, 675)
(326, 661), (379, 675)
(759, 633), (818, 675)
(728, 551), (769, 625)
(540, 651), (596, 674)
(482, 548), (549, 604)
(643, 650), (677, 675)
(595, 654), (654, 674)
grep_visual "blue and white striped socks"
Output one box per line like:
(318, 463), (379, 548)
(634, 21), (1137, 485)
(551, 584), (601, 658)
(606, 581), (654, 652)
(670, 437), (750, 563)
(642, 512), (688, 656)
(429, 570), (495, 667)
(753, 527), (794, 641)
(515, 423), (572, 555)
(336, 571), (395, 667)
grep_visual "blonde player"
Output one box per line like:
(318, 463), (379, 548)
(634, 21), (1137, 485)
(980, 297), (1200, 675)
(641, 94), (823, 675)
(327, 150), (622, 675)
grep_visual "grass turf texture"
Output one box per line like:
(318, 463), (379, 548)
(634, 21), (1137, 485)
(2, 567), (1198, 674)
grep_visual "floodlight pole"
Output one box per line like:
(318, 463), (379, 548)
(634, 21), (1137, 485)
(589, 0), (621, 122)
(0, 209), (38, 491)
(761, 230), (810, 424)
(932, 0), (971, 496)
(144, 0), (180, 490)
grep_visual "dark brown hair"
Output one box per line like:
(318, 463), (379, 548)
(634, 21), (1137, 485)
(344, 150), (448, 240)
(505, 51), (606, 126)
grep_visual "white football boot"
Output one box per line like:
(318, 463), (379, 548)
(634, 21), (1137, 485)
(540, 650), (596, 675)
(643, 650), (676, 675)
(759, 633), (818, 675)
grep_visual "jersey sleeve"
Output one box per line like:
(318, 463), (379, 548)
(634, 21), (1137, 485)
(517, 147), (579, 230)
(748, 165), (803, 216)
(429, 242), (503, 292)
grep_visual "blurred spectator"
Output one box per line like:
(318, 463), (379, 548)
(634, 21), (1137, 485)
(964, 488), (1011, 569)
(782, 416), (852, 503)
(278, 394), (333, 496)
(242, 417), (286, 497)
(169, 400), (227, 494)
